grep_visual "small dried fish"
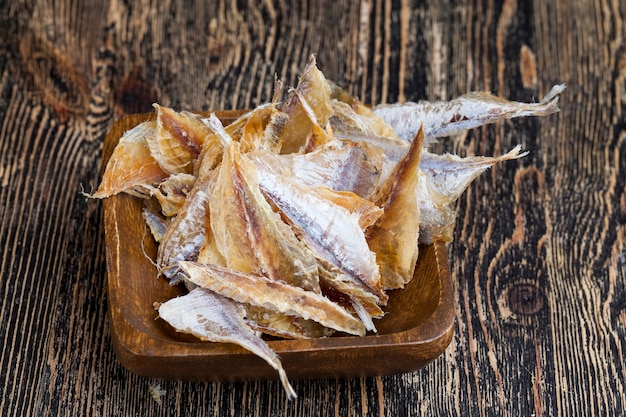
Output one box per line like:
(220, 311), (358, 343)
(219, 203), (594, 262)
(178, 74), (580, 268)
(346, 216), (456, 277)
(206, 116), (321, 292)
(156, 173), (216, 283)
(253, 159), (384, 299)
(158, 288), (296, 399)
(417, 145), (527, 243)
(373, 84), (565, 142)
(366, 125), (424, 290)
(93, 121), (167, 199)
(279, 55), (334, 153)
(178, 262), (366, 336)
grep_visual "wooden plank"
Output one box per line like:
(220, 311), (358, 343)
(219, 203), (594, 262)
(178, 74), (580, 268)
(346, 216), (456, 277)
(1, 0), (625, 416)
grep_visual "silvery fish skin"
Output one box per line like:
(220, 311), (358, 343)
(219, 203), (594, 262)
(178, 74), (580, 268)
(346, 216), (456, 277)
(253, 156), (384, 299)
(205, 115), (321, 293)
(178, 261), (366, 336)
(373, 84), (565, 142)
(156, 172), (216, 283)
(416, 145), (528, 243)
(249, 141), (384, 200)
(157, 288), (296, 399)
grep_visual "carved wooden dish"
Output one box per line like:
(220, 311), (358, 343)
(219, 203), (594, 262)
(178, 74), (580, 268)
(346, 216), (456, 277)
(102, 111), (456, 382)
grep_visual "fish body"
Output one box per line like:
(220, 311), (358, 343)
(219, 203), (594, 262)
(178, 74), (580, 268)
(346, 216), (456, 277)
(156, 173), (216, 283)
(178, 262), (366, 336)
(373, 84), (565, 142)
(417, 145), (527, 243)
(93, 121), (167, 199)
(158, 288), (296, 399)
(366, 126), (424, 290)
(253, 159), (384, 299)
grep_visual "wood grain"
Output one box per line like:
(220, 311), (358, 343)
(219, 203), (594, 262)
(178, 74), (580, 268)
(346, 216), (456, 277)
(1, 0), (625, 416)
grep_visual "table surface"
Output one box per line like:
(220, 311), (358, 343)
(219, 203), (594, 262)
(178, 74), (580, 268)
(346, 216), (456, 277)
(1, 1), (625, 416)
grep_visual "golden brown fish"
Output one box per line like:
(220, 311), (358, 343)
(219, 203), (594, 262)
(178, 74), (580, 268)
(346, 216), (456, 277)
(178, 261), (366, 336)
(366, 125), (425, 290)
(206, 115), (321, 292)
(149, 104), (215, 174)
(278, 55), (334, 153)
(92, 121), (167, 199)
(253, 157), (385, 299)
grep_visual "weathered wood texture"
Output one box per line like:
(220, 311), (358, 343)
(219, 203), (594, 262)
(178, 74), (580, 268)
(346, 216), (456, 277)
(1, 0), (624, 416)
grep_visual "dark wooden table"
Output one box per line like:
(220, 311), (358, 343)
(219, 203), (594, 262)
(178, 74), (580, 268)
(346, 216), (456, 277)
(2, 1), (625, 416)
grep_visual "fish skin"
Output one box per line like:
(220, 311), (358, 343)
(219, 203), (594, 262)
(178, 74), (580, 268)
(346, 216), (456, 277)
(208, 127), (321, 292)
(158, 288), (296, 399)
(373, 84), (566, 142)
(156, 172), (216, 283)
(249, 141), (384, 200)
(149, 105), (210, 174)
(328, 82), (399, 141)
(366, 125), (424, 290)
(317, 263), (385, 329)
(330, 100), (406, 151)
(178, 261), (366, 336)
(253, 158), (384, 299)
(279, 55), (334, 154)
(244, 305), (335, 339)
(420, 145), (528, 201)
(416, 145), (527, 243)
(92, 121), (167, 199)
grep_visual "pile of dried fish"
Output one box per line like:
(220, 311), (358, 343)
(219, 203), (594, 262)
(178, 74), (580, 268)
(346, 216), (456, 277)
(93, 56), (564, 398)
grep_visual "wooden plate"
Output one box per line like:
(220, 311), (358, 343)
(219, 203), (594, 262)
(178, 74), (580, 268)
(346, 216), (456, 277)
(102, 111), (456, 382)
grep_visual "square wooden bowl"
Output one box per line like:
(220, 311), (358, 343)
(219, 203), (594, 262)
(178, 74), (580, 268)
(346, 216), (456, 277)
(102, 111), (456, 382)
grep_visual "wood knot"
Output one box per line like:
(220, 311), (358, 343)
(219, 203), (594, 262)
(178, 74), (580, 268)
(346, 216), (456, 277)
(115, 74), (159, 115)
(507, 282), (545, 316)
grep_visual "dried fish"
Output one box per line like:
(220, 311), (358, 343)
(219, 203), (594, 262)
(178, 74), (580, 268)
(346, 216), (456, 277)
(158, 288), (296, 399)
(253, 159), (384, 299)
(149, 105), (213, 174)
(417, 145), (527, 243)
(279, 55), (334, 153)
(156, 172), (216, 283)
(366, 125), (424, 290)
(373, 84), (565, 142)
(178, 262), (366, 336)
(206, 116), (321, 292)
(93, 121), (167, 199)
(249, 141), (384, 199)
